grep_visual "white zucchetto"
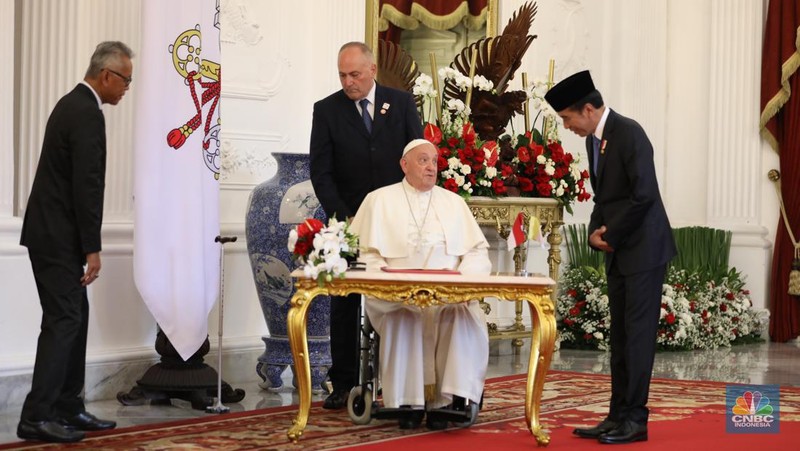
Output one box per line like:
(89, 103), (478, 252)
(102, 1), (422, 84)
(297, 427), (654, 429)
(403, 138), (435, 156)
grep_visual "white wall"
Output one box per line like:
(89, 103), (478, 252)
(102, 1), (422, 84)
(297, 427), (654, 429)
(0, 0), (778, 401)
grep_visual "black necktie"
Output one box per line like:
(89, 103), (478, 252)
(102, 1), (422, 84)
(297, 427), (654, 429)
(359, 98), (372, 133)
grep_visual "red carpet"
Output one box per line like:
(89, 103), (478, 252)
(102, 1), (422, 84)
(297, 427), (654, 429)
(2, 371), (798, 450)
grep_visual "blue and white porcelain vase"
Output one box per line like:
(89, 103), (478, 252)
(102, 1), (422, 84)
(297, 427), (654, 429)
(245, 152), (330, 393)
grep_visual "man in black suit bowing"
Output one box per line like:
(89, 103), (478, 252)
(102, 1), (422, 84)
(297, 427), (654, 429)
(18, 41), (134, 443)
(310, 41), (423, 409)
(545, 71), (676, 444)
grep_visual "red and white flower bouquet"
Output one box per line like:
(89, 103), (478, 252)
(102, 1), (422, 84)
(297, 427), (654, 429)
(287, 217), (358, 286)
(497, 79), (591, 214)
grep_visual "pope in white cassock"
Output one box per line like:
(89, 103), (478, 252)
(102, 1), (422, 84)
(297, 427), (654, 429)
(350, 138), (491, 430)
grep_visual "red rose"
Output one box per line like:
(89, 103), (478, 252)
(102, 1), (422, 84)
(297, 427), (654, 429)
(439, 147), (452, 160)
(725, 292), (735, 300)
(522, 161), (538, 176)
(536, 181), (552, 196)
(569, 306), (580, 316)
(720, 303), (728, 312)
(492, 178), (506, 195)
(568, 289), (577, 298)
(443, 178), (459, 193)
(448, 137), (460, 148)
(518, 176), (534, 192)
(463, 147), (475, 159)
(437, 156), (448, 171)
(563, 318), (575, 326)
(501, 164), (514, 177)
(666, 313), (675, 325)
(548, 141), (564, 155)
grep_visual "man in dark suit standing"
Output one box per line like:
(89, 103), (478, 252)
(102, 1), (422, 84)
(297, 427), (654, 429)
(545, 71), (676, 444)
(310, 41), (423, 409)
(18, 41), (134, 443)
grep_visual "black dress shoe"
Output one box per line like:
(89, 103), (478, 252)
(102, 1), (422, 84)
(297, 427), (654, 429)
(598, 420), (648, 444)
(425, 417), (448, 430)
(322, 388), (350, 410)
(59, 411), (117, 431)
(17, 419), (85, 443)
(398, 409), (424, 429)
(573, 419), (619, 438)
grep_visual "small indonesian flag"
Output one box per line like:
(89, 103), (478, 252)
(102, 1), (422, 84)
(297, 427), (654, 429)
(507, 212), (526, 250)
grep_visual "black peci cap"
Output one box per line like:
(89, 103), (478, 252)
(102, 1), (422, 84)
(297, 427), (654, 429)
(544, 70), (596, 112)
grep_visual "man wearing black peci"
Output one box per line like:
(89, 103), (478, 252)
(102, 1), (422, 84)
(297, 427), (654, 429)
(545, 70), (676, 444)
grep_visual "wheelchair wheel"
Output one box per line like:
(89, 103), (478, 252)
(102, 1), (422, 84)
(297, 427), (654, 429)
(453, 401), (479, 428)
(347, 386), (373, 425)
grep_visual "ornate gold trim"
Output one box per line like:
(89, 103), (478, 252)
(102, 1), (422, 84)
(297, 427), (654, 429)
(468, 197), (564, 352)
(286, 273), (555, 446)
(366, 0), (498, 59)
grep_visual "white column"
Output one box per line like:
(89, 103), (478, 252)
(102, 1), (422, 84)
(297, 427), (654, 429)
(310, 1), (366, 100)
(0, 0), (14, 219)
(706, 0), (770, 310)
(89, 0), (141, 221)
(707, 0), (763, 226)
(601, 0), (668, 182)
(16, 0), (140, 221)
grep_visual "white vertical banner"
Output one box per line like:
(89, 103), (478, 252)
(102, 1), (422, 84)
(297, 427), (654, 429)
(133, 0), (221, 361)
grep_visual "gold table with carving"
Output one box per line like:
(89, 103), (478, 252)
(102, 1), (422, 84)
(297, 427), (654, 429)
(286, 269), (556, 446)
(467, 197), (564, 345)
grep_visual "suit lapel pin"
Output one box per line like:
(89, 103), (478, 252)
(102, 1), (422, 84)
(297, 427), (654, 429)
(600, 139), (607, 155)
(381, 103), (390, 115)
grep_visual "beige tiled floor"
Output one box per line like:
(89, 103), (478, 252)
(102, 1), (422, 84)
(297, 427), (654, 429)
(1, 341), (798, 444)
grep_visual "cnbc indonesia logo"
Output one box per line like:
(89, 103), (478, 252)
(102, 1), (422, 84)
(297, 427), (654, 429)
(732, 391), (773, 425)
(727, 386), (779, 434)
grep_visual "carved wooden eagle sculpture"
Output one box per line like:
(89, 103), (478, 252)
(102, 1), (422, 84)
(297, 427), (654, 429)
(443, 1), (538, 141)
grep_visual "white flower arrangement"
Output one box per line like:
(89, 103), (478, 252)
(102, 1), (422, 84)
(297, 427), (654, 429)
(556, 266), (767, 351)
(288, 217), (358, 287)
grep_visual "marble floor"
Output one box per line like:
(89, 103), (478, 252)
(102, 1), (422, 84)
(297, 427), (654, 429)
(1, 340), (799, 445)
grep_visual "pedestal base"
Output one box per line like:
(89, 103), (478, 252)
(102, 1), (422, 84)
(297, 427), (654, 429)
(116, 330), (245, 410)
(256, 335), (330, 393)
(117, 362), (245, 410)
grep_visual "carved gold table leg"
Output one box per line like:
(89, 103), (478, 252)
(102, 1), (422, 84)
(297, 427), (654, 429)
(511, 300), (525, 355)
(546, 219), (563, 302)
(522, 294), (556, 447)
(286, 288), (322, 442)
